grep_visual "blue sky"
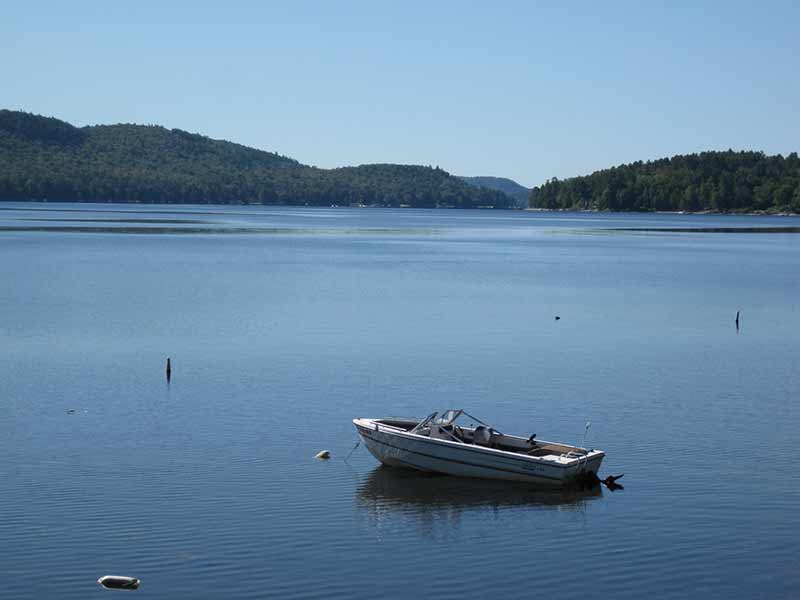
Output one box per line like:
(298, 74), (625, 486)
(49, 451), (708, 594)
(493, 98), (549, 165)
(3, 1), (798, 186)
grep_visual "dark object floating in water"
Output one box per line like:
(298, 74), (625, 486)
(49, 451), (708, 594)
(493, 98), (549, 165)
(166, 357), (171, 382)
(554, 316), (560, 320)
(97, 575), (140, 590)
(315, 450), (331, 459)
(66, 409), (76, 414)
(574, 471), (625, 491)
(602, 473), (625, 491)
(735, 310), (740, 331)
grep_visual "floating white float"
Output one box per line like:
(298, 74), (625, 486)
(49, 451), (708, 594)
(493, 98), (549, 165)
(97, 575), (140, 590)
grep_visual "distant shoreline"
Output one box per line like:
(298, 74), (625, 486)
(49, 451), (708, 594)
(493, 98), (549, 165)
(1, 199), (798, 216)
(524, 207), (799, 217)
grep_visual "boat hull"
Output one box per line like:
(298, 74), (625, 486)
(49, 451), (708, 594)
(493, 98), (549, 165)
(353, 419), (603, 487)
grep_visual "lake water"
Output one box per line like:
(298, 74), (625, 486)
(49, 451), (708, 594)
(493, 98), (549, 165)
(2, 203), (799, 599)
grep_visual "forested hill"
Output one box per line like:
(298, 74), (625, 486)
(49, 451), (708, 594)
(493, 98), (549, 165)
(0, 110), (512, 208)
(458, 176), (530, 207)
(531, 151), (800, 213)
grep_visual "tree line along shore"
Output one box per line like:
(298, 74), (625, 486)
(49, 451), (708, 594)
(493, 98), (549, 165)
(0, 110), (511, 209)
(530, 151), (800, 214)
(2, 110), (798, 214)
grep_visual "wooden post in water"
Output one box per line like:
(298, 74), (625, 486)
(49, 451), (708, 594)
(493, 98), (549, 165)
(166, 357), (172, 382)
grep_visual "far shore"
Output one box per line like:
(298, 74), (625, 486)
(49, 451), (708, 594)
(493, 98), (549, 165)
(1, 199), (797, 217)
(524, 207), (799, 217)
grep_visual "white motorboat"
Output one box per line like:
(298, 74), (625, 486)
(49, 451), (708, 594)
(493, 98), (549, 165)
(353, 409), (604, 487)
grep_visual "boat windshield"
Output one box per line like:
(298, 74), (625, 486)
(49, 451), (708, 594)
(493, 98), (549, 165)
(410, 412), (438, 434)
(410, 410), (471, 435)
(435, 409), (463, 426)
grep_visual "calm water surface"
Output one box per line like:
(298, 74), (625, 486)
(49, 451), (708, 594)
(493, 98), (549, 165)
(2, 203), (799, 599)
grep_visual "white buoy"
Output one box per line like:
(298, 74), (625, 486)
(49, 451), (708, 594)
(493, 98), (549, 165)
(97, 575), (140, 590)
(314, 450), (331, 459)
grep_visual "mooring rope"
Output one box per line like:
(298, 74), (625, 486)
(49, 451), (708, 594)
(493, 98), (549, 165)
(344, 440), (361, 462)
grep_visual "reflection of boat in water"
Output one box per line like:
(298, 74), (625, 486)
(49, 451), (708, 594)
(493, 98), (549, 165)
(356, 465), (602, 517)
(353, 410), (604, 486)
